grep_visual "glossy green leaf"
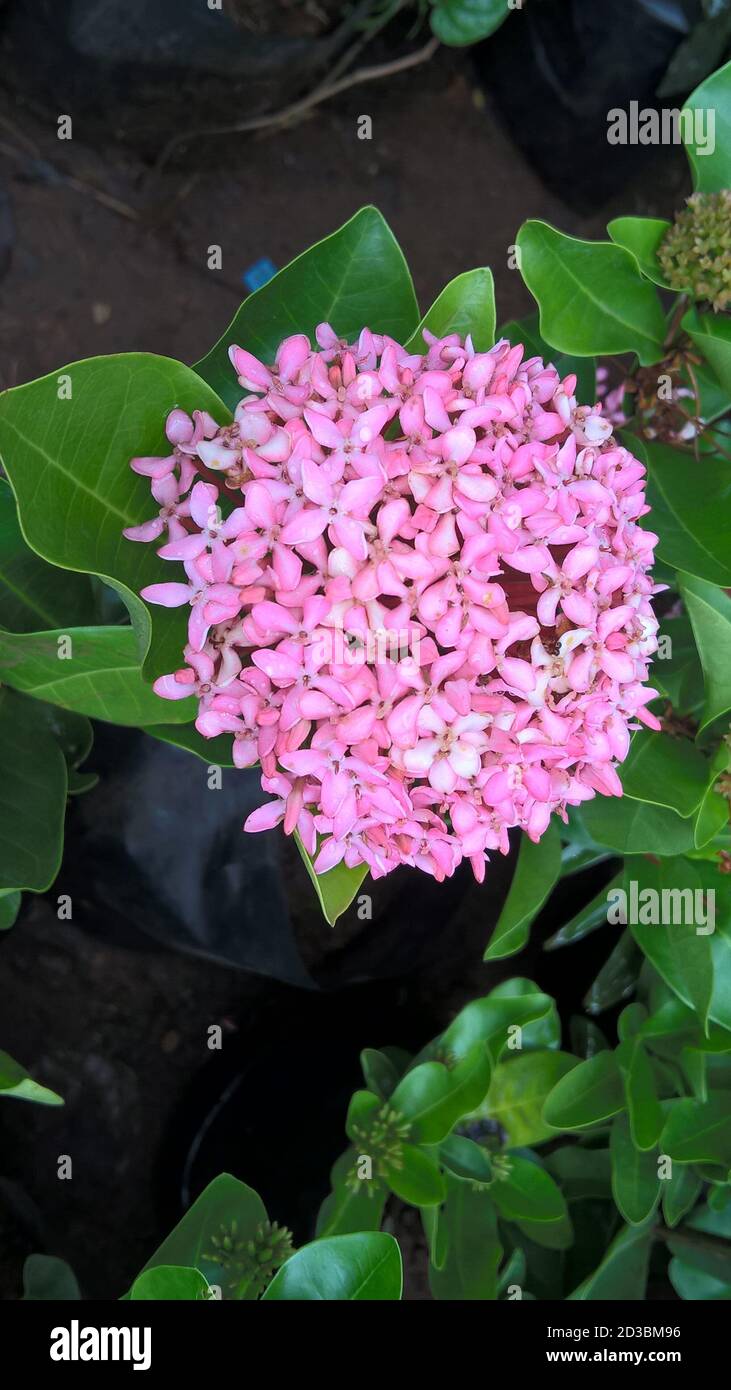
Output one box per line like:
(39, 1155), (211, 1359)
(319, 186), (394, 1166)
(436, 984), (554, 1067)
(616, 1037), (664, 1151)
(567, 1218), (655, 1300)
(683, 58), (731, 191)
(385, 1143), (446, 1207)
(0, 479), (96, 632)
(606, 216), (672, 289)
(694, 745), (730, 850)
(490, 1157), (567, 1224)
(360, 1048), (401, 1102)
(641, 440), (731, 587)
(484, 820), (561, 960)
(662, 1164), (703, 1228)
(516, 221), (666, 365)
(684, 306), (731, 399)
(405, 269), (495, 353)
(0, 626), (192, 726)
(0, 353), (230, 689)
(515, 1209), (574, 1252)
(620, 730), (709, 818)
(294, 833), (368, 926)
(669, 1257), (731, 1299)
(680, 574), (731, 733)
(0, 688), (67, 892)
(543, 1051), (625, 1131)
(0, 1048), (64, 1106)
(439, 1133), (493, 1184)
(130, 1266), (211, 1300)
(484, 1052), (579, 1147)
(627, 858), (715, 1031)
(390, 1049), (492, 1143)
(651, 614), (704, 716)
(661, 1094), (731, 1166)
(667, 1203), (731, 1287)
(23, 1255), (79, 1300)
(137, 1173), (268, 1300)
(262, 1233), (402, 1301)
(580, 796), (697, 856)
(316, 1149), (386, 1239)
(429, 0), (510, 47)
(195, 208), (419, 411)
(499, 313), (596, 402)
(610, 1115), (661, 1225)
(428, 1175), (502, 1300)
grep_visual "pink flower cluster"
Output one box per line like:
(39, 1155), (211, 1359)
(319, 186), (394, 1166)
(126, 324), (660, 882)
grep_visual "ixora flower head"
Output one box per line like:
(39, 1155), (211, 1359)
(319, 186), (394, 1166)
(658, 190), (731, 313)
(125, 326), (660, 883)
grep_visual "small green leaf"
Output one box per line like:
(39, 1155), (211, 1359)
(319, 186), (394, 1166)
(294, 832), (368, 926)
(607, 216), (672, 289)
(385, 1144), (446, 1207)
(584, 930), (642, 1015)
(682, 58), (731, 192)
(499, 313), (595, 402)
(544, 871), (621, 951)
(616, 1037), (664, 1151)
(429, 0), (511, 47)
(406, 269), (495, 352)
(130, 1266), (211, 1300)
(490, 1158), (567, 1224)
(484, 821), (561, 960)
(136, 1173), (268, 1300)
(680, 574), (731, 733)
(628, 858), (715, 1031)
(427, 1175), (502, 1300)
(543, 1051), (626, 1131)
(567, 1218), (655, 1300)
(580, 797), (697, 856)
(661, 1094), (731, 1166)
(390, 1049), (491, 1144)
(516, 221), (666, 365)
(316, 1149), (386, 1239)
(195, 208), (419, 411)
(484, 1052), (580, 1146)
(610, 1115), (661, 1225)
(262, 1233), (402, 1301)
(0, 1049), (63, 1106)
(663, 1165), (703, 1229)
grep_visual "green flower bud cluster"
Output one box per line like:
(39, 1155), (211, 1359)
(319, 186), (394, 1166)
(659, 191), (731, 313)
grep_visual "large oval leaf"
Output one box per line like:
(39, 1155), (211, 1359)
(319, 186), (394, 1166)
(610, 1115), (661, 1226)
(542, 1051), (625, 1131)
(620, 730), (710, 819)
(683, 58), (731, 192)
(516, 222), (666, 365)
(0, 479), (97, 632)
(606, 216), (672, 289)
(194, 208), (419, 411)
(262, 1232), (402, 1301)
(0, 353), (231, 693)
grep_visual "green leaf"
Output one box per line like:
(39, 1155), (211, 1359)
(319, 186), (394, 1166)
(651, 614), (704, 716)
(429, 0), (510, 47)
(567, 1218), (655, 1300)
(194, 208), (419, 411)
(667, 1202), (731, 1286)
(684, 306), (731, 398)
(662, 1164), (703, 1228)
(484, 1052), (580, 1147)
(316, 1149), (386, 1239)
(439, 1133), (494, 1184)
(499, 313), (595, 402)
(0, 626), (192, 725)
(620, 730), (709, 818)
(23, 1255), (80, 1300)
(661, 1094), (731, 1166)
(484, 820), (561, 960)
(584, 930), (641, 1015)
(680, 574), (731, 733)
(616, 1037), (664, 1151)
(516, 221), (666, 365)
(490, 1157), (568, 1224)
(385, 1143), (446, 1207)
(606, 216), (672, 289)
(543, 1051), (625, 1131)
(0, 479), (97, 632)
(360, 1048), (401, 1102)
(683, 58), (731, 192)
(0, 353), (231, 689)
(610, 1115), (661, 1225)
(641, 440), (731, 588)
(390, 1049), (492, 1144)
(0, 888), (21, 931)
(0, 1048), (64, 1106)
(627, 858), (715, 1031)
(544, 872), (621, 951)
(436, 983), (554, 1067)
(0, 687), (67, 892)
(143, 720), (235, 767)
(427, 1176), (502, 1300)
(405, 269), (495, 353)
(545, 1146), (612, 1201)
(294, 832), (368, 926)
(670, 1257), (731, 1299)
(580, 796), (697, 856)
(262, 1233), (402, 1301)
(130, 1266), (211, 1300)
(136, 1173), (268, 1299)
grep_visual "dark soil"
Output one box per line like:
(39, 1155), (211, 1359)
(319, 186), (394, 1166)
(0, 25), (691, 1300)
